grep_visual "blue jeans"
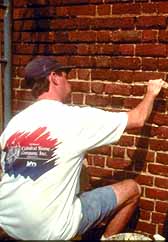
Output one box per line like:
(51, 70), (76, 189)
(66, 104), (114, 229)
(77, 185), (117, 235)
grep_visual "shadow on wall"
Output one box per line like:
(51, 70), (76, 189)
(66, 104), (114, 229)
(16, 0), (52, 56)
(163, 212), (168, 240)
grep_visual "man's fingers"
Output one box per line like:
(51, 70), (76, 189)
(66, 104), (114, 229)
(149, 79), (168, 88)
(163, 81), (168, 88)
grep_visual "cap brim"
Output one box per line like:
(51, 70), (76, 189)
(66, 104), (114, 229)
(56, 65), (75, 73)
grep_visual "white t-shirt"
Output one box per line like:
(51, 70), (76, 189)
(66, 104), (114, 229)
(0, 100), (128, 240)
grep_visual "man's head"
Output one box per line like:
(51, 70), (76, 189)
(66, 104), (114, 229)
(24, 56), (74, 99)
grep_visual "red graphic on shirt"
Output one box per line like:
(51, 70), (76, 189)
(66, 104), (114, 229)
(4, 127), (59, 180)
(6, 127), (57, 148)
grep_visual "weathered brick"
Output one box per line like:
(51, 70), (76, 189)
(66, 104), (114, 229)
(86, 94), (111, 107)
(142, 30), (158, 43)
(135, 174), (153, 186)
(140, 209), (151, 221)
(91, 17), (135, 30)
(136, 16), (166, 29)
(97, 4), (111, 16)
(113, 146), (125, 158)
(93, 155), (105, 167)
(136, 221), (156, 235)
(87, 166), (112, 178)
(152, 212), (166, 224)
(112, 3), (141, 15)
(106, 157), (131, 169)
(127, 148), (154, 162)
(111, 30), (141, 43)
(155, 177), (168, 189)
(72, 93), (84, 105)
(69, 31), (97, 42)
(105, 83), (131, 95)
(156, 152), (168, 165)
(158, 2), (168, 14)
(145, 187), (168, 201)
(140, 198), (154, 211)
(150, 139), (168, 151)
(71, 81), (90, 93)
(136, 44), (167, 57)
(91, 82), (104, 94)
(159, 30), (168, 43)
(141, 3), (157, 14)
(89, 145), (111, 156)
(142, 58), (158, 71)
(155, 201), (168, 213)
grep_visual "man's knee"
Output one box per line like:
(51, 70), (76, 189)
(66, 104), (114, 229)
(111, 179), (141, 207)
(127, 179), (141, 198)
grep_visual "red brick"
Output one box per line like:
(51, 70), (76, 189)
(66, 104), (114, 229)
(86, 94), (111, 107)
(106, 157), (131, 169)
(97, 31), (112, 42)
(150, 139), (168, 151)
(87, 166), (112, 178)
(142, 58), (158, 71)
(136, 221), (156, 235)
(97, 4), (111, 16)
(110, 57), (141, 70)
(156, 152), (168, 165)
(89, 145), (111, 156)
(118, 135), (134, 147)
(152, 212), (166, 224)
(111, 96), (124, 108)
(149, 113), (168, 126)
(78, 69), (90, 80)
(141, 3), (157, 14)
(127, 147), (154, 162)
(13, 90), (33, 101)
(156, 126), (168, 139)
(91, 56), (111, 68)
(136, 44), (167, 57)
(92, 17), (134, 30)
(69, 31), (97, 42)
(135, 175), (153, 186)
(124, 97), (143, 109)
(158, 58), (168, 71)
(142, 30), (157, 43)
(111, 30), (141, 43)
(155, 177), (168, 189)
(91, 69), (118, 81)
(159, 30), (168, 43)
(140, 198), (154, 211)
(158, 2), (168, 14)
(72, 93), (84, 105)
(112, 3), (141, 15)
(71, 81), (90, 93)
(145, 187), (168, 201)
(93, 156), (105, 167)
(136, 16), (166, 29)
(113, 146), (125, 158)
(91, 82), (104, 94)
(140, 209), (151, 221)
(155, 201), (168, 213)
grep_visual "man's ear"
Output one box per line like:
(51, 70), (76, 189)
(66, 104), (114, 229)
(49, 72), (58, 86)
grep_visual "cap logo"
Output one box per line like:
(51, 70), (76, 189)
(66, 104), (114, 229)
(43, 65), (47, 72)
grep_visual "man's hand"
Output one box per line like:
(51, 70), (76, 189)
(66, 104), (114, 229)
(147, 79), (167, 97)
(126, 78), (167, 130)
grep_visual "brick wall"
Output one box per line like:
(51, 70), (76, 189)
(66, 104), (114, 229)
(2, 0), (168, 239)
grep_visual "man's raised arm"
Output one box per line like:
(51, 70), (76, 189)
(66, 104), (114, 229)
(126, 79), (166, 130)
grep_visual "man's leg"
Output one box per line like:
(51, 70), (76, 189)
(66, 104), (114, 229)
(102, 179), (141, 238)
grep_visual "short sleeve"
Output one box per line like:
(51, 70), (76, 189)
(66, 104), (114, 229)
(73, 106), (128, 153)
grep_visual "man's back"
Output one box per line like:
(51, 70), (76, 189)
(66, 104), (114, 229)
(0, 99), (128, 240)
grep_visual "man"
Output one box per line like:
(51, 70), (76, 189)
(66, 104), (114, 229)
(0, 56), (165, 240)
